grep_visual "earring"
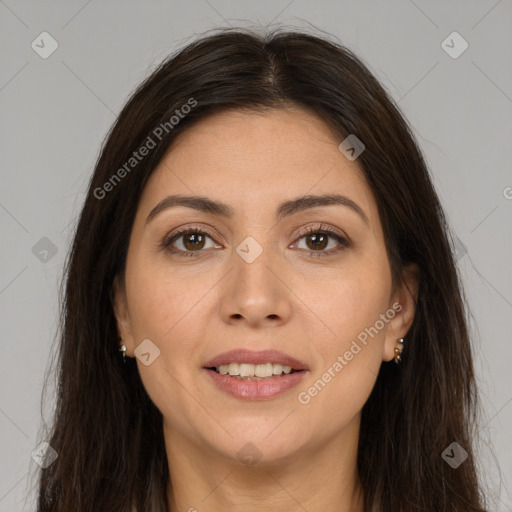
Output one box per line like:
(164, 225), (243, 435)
(119, 339), (127, 363)
(394, 338), (404, 364)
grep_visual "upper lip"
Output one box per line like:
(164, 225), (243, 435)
(203, 349), (309, 371)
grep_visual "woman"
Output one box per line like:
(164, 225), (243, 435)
(36, 28), (486, 511)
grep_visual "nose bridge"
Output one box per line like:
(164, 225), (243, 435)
(219, 230), (291, 326)
(233, 232), (278, 297)
(231, 210), (277, 272)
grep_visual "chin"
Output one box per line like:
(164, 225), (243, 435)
(205, 422), (308, 466)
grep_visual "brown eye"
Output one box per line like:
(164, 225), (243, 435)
(304, 232), (329, 251)
(293, 225), (350, 258)
(162, 228), (221, 257)
(181, 232), (206, 251)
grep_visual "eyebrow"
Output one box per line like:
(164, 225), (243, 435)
(145, 193), (369, 226)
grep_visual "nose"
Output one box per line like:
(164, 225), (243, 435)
(219, 237), (292, 329)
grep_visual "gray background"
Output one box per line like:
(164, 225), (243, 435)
(1, 1), (511, 510)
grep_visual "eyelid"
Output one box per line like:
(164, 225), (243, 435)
(292, 222), (350, 245)
(162, 224), (221, 245)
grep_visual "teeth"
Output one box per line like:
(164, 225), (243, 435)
(239, 363), (254, 377)
(272, 364), (283, 375)
(255, 363), (273, 377)
(227, 363), (239, 376)
(216, 363), (295, 377)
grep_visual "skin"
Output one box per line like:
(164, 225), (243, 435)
(113, 107), (418, 511)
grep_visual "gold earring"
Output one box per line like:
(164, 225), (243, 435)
(394, 338), (404, 364)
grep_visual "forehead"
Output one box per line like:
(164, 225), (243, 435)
(138, 107), (376, 224)
(165, 107), (344, 166)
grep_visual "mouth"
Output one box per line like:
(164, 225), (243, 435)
(205, 363), (303, 380)
(202, 349), (309, 400)
(203, 348), (309, 377)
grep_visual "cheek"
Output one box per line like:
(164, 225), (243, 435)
(313, 267), (391, 353)
(126, 266), (207, 431)
(296, 267), (390, 413)
(124, 264), (207, 414)
(125, 255), (207, 342)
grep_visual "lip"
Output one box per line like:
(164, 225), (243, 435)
(204, 368), (308, 401)
(203, 349), (309, 370)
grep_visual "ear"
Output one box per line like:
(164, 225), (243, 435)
(111, 273), (134, 356)
(383, 263), (420, 362)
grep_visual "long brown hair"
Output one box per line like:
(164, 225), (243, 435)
(35, 27), (486, 511)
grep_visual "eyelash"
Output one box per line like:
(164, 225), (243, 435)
(160, 223), (350, 259)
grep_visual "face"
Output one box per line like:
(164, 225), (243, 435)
(113, 107), (417, 466)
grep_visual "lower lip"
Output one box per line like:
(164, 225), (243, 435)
(204, 369), (307, 401)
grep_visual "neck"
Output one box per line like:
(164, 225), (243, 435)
(164, 416), (365, 512)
